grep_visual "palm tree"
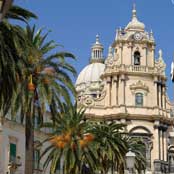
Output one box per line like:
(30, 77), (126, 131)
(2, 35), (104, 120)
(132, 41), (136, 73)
(11, 25), (76, 174)
(88, 121), (128, 174)
(41, 102), (146, 174)
(41, 102), (98, 174)
(0, 4), (37, 115)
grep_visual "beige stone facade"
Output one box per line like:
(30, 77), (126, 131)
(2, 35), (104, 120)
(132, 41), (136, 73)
(76, 6), (174, 174)
(0, 116), (50, 174)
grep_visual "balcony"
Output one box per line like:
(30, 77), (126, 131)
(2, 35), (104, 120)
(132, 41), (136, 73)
(105, 64), (157, 75)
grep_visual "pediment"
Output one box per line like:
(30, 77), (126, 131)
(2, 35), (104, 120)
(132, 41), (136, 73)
(130, 80), (149, 92)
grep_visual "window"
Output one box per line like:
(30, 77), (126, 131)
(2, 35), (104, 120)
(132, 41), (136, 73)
(10, 143), (16, 162)
(134, 51), (141, 65)
(135, 93), (143, 107)
(33, 149), (40, 169)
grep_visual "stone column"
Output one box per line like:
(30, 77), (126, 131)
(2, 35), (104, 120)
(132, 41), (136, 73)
(163, 125), (168, 162)
(106, 76), (111, 107)
(154, 76), (158, 107)
(119, 73), (125, 106)
(152, 45), (155, 67)
(153, 121), (160, 162)
(111, 76), (118, 106)
(159, 126), (163, 161)
(158, 84), (162, 108)
(119, 43), (123, 64)
(162, 84), (166, 109)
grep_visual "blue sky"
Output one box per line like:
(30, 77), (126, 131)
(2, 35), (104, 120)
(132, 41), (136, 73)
(15, 0), (174, 101)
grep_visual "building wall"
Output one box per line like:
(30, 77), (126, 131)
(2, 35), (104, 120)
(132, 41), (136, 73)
(0, 119), (50, 174)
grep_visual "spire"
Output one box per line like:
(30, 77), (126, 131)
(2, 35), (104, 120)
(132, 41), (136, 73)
(132, 3), (137, 19)
(90, 35), (104, 64)
(157, 49), (166, 75)
(150, 29), (155, 41)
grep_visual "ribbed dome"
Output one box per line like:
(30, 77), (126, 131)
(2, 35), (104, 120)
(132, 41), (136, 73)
(76, 63), (105, 86)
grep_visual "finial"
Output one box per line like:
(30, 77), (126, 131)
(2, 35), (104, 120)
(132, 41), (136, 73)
(96, 34), (100, 44)
(150, 29), (154, 41)
(159, 49), (163, 59)
(109, 46), (112, 52)
(150, 29), (153, 34)
(133, 3), (136, 11)
(115, 29), (119, 40)
(108, 46), (113, 57)
(132, 3), (137, 18)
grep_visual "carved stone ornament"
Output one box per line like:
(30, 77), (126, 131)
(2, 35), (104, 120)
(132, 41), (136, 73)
(130, 80), (149, 92)
(84, 96), (94, 106)
(155, 50), (166, 75)
(105, 54), (119, 67)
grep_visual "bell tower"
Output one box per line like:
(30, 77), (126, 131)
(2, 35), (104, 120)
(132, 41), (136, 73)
(112, 5), (155, 67)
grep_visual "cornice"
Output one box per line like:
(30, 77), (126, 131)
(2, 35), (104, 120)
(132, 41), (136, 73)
(85, 113), (173, 124)
(112, 39), (156, 48)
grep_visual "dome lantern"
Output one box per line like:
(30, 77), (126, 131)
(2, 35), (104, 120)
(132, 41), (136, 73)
(90, 34), (104, 64)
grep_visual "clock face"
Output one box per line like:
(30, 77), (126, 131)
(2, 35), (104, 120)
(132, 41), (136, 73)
(134, 32), (142, 41)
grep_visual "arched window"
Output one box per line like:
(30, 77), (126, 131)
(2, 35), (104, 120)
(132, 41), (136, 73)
(134, 51), (141, 65)
(135, 93), (143, 106)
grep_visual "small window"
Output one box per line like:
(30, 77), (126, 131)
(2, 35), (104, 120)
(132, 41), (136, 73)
(134, 51), (141, 65)
(10, 143), (16, 162)
(135, 93), (143, 107)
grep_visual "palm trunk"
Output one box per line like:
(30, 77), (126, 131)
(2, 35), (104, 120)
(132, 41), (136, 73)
(25, 111), (34, 174)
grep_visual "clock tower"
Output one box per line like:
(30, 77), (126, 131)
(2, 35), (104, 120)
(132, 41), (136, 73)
(111, 4), (155, 68)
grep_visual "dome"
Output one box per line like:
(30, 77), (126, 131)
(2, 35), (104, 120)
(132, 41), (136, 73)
(125, 6), (145, 31)
(126, 18), (145, 31)
(76, 63), (105, 86)
(76, 35), (105, 95)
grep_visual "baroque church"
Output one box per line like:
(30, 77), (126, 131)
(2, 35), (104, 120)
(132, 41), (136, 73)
(75, 6), (174, 174)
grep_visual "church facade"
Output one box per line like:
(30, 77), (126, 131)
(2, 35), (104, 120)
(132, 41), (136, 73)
(76, 6), (174, 174)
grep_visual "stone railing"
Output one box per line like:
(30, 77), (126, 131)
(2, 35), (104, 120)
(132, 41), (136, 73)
(126, 65), (155, 73)
(106, 64), (157, 74)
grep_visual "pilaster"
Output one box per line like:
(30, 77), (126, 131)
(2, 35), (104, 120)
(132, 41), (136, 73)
(118, 73), (126, 106)
(106, 77), (111, 107)
(111, 76), (118, 106)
